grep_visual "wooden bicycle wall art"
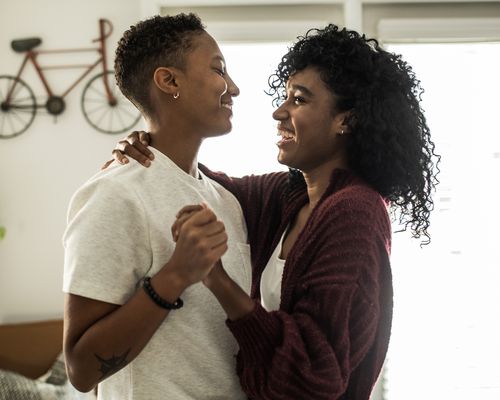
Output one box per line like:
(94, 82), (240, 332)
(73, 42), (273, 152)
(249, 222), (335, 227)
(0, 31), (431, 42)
(0, 19), (141, 139)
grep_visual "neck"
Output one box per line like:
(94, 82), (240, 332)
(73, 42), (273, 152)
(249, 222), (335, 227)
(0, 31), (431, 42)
(302, 157), (349, 210)
(146, 119), (202, 178)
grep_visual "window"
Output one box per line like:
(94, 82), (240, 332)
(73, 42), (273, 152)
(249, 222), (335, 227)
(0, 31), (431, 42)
(384, 42), (500, 400)
(198, 42), (289, 176)
(201, 39), (500, 400)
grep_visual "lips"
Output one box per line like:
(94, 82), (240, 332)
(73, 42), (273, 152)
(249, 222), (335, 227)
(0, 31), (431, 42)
(277, 126), (295, 146)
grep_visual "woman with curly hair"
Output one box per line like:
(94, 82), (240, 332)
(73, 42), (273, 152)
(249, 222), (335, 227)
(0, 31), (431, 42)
(111, 23), (439, 399)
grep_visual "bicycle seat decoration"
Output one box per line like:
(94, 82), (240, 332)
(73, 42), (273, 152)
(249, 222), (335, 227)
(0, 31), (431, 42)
(11, 38), (42, 53)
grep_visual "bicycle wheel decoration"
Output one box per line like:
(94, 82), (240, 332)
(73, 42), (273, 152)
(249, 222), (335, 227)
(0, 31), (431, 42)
(81, 71), (141, 134)
(0, 75), (36, 139)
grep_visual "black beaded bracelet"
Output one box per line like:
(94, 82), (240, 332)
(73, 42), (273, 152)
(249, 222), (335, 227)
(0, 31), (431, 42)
(142, 277), (183, 310)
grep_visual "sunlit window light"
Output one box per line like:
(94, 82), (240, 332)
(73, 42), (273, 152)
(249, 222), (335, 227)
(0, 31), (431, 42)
(200, 40), (500, 400)
(385, 42), (500, 400)
(199, 42), (289, 176)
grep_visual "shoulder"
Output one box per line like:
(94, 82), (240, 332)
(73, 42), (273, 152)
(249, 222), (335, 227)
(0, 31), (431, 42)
(316, 181), (391, 236)
(72, 163), (136, 199)
(327, 180), (386, 213)
(97, 159), (157, 184)
(67, 162), (148, 220)
(335, 183), (386, 211)
(79, 157), (168, 194)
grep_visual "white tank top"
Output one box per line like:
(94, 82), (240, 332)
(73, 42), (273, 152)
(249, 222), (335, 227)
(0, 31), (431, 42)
(260, 230), (287, 311)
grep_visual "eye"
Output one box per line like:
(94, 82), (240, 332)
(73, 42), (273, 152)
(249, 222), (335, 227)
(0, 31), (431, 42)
(214, 68), (225, 76)
(293, 96), (305, 105)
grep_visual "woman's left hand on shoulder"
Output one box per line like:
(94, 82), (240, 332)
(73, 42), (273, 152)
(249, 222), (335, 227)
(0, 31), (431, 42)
(101, 130), (154, 169)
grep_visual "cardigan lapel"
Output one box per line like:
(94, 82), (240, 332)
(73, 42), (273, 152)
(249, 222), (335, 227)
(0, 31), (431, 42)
(279, 168), (360, 310)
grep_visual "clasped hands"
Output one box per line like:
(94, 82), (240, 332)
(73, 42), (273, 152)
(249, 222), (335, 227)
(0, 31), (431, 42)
(169, 202), (227, 289)
(102, 132), (229, 290)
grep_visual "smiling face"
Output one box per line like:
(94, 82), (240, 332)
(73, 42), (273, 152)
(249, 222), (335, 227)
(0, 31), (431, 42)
(176, 32), (239, 138)
(273, 66), (349, 173)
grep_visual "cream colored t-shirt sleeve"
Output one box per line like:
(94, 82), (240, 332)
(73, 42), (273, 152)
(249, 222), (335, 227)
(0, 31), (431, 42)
(63, 177), (152, 305)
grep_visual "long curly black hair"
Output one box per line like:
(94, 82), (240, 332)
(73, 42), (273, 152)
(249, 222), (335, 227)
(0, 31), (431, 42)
(269, 25), (440, 244)
(114, 13), (205, 116)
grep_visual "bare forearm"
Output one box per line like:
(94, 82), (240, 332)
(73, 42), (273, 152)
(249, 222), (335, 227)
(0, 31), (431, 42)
(65, 267), (186, 392)
(205, 266), (255, 321)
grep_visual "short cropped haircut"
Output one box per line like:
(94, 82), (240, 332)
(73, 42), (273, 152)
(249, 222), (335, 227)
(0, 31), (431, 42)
(114, 13), (205, 116)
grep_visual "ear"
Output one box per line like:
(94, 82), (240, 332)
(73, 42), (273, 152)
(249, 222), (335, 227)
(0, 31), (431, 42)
(334, 110), (352, 136)
(152, 67), (180, 96)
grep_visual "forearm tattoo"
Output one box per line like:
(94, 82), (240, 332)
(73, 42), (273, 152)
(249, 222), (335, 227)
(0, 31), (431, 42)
(95, 349), (130, 380)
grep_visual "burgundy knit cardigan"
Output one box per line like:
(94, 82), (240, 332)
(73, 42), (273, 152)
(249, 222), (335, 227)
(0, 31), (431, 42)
(200, 166), (393, 400)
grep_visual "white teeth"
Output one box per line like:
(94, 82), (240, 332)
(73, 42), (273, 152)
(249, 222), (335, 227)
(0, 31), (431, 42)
(221, 104), (232, 110)
(277, 130), (294, 139)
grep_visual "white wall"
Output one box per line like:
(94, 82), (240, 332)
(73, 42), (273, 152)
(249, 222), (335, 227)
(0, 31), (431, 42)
(0, 0), (145, 322)
(2, 0), (497, 325)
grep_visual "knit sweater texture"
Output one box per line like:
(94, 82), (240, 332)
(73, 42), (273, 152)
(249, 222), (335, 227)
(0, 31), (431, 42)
(200, 166), (393, 400)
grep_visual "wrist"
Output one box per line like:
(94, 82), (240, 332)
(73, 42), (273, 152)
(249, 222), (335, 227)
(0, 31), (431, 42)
(143, 277), (183, 310)
(203, 263), (227, 290)
(207, 270), (255, 321)
(154, 263), (190, 300)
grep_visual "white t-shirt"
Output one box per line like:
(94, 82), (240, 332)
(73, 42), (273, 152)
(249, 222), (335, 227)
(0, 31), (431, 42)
(259, 230), (287, 311)
(63, 147), (251, 400)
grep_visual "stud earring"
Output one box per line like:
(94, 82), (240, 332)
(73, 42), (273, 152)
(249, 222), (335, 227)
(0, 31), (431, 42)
(173, 92), (180, 99)
(340, 129), (344, 135)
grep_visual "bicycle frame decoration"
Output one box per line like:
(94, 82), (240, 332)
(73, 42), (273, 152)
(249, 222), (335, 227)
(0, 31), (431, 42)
(0, 19), (141, 139)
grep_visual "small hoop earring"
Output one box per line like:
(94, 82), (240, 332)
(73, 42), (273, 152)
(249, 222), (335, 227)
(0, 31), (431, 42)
(173, 92), (180, 99)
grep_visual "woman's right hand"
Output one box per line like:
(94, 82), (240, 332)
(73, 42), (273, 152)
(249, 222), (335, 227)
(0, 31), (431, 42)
(101, 131), (154, 169)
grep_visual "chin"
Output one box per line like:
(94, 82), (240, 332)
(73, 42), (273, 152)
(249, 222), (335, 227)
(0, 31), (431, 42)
(277, 152), (294, 169)
(204, 121), (233, 138)
(219, 121), (233, 135)
(279, 157), (305, 171)
(277, 157), (287, 166)
(209, 127), (232, 138)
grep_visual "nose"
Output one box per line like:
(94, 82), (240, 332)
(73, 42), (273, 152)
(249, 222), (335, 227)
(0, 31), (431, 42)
(226, 73), (240, 97)
(272, 101), (288, 121)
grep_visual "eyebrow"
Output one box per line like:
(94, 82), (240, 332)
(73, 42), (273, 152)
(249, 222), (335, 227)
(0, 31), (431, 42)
(288, 84), (314, 98)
